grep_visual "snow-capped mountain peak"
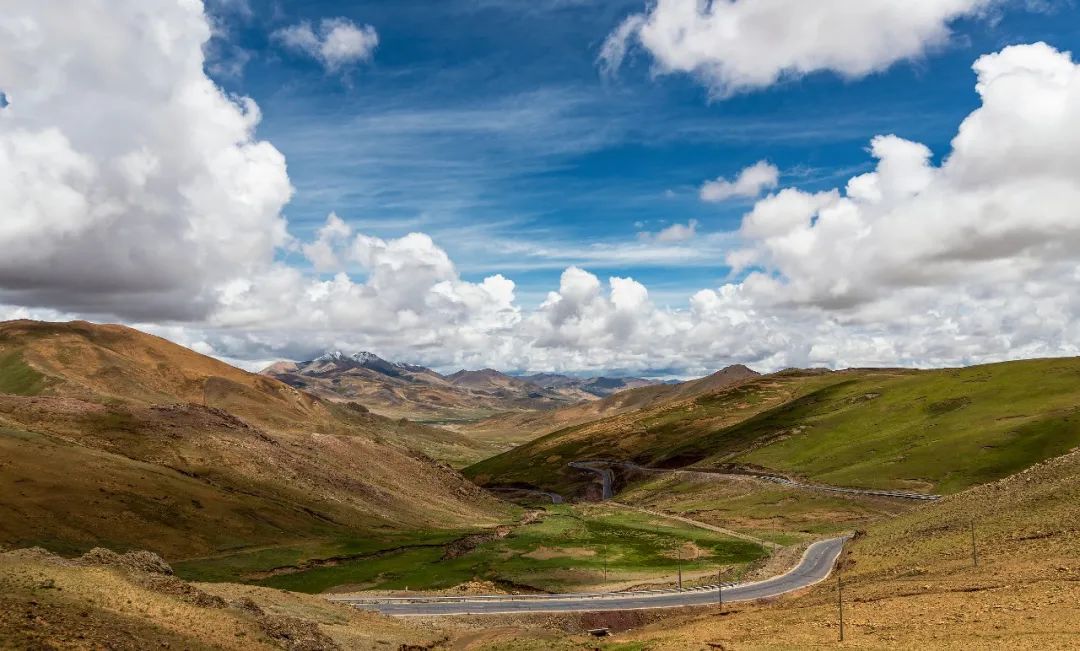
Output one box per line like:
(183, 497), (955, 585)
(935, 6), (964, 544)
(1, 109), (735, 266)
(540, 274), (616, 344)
(313, 350), (347, 363)
(350, 351), (383, 364)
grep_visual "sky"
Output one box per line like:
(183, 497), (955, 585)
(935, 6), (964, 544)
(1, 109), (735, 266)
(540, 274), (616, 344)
(2, 0), (1080, 376)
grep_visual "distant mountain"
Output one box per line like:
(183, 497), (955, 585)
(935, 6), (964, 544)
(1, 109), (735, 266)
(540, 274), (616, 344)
(517, 373), (663, 398)
(261, 352), (581, 421)
(260, 352), (670, 422)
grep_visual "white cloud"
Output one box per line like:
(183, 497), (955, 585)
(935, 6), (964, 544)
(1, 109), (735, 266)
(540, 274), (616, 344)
(700, 161), (779, 202)
(729, 43), (1080, 316)
(638, 220), (699, 243)
(274, 18), (379, 72)
(601, 0), (994, 96)
(0, 0), (291, 321)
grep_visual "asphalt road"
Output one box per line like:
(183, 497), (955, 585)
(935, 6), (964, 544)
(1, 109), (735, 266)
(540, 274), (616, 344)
(328, 536), (847, 616)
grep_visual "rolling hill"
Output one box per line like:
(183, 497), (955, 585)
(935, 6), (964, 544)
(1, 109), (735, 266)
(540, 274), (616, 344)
(466, 358), (1080, 497)
(0, 320), (512, 563)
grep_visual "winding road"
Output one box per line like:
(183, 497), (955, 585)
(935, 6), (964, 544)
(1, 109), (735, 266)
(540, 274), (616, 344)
(328, 536), (846, 616)
(567, 460), (614, 499)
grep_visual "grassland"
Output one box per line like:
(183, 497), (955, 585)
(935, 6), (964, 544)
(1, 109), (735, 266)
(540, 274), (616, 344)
(238, 503), (766, 594)
(468, 358), (1080, 497)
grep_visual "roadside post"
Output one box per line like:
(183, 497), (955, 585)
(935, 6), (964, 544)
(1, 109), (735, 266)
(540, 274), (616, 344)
(837, 570), (844, 642)
(603, 543), (608, 582)
(970, 521), (978, 567)
(717, 569), (723, 612)
(677, 547), (683, 590)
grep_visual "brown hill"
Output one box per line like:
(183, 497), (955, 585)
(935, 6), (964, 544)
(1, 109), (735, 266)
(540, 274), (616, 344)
(0, 320), (511, 563)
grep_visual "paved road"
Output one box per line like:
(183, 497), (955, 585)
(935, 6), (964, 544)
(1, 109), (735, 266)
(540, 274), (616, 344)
(328, 536), (846, 616)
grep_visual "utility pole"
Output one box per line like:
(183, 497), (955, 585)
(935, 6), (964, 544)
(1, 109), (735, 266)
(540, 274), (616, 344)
(673, 548), (682, 591)
(603, 543), (608, 582)
(971, 521), (978, 567)
(837, 570), (844, 642)
(717, 569), (723, 612)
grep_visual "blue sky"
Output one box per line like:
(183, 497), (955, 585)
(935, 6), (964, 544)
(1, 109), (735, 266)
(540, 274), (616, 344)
(207, 0), (1079, 308)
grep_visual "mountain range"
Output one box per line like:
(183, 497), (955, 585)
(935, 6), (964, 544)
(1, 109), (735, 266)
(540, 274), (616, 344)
(260, 350), (663, 421)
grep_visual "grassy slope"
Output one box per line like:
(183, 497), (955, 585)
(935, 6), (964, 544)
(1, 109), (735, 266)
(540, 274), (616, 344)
(4, 448), (1077, 650)
(0, 350), (47, 395)
(464, 370), (840, 494)
(468, 358), (1080, 496)
(0, 320), (513, 571)
(719, 358), (1080, 493)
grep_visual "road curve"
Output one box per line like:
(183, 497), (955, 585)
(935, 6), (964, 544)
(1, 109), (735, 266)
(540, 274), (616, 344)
(328, 536), (847, 616)
(567, 461), (614, 499)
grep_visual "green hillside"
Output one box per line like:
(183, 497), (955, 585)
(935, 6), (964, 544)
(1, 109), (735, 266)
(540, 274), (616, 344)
(724, 358), (1080, 493)
(466, 358), (1080, 496)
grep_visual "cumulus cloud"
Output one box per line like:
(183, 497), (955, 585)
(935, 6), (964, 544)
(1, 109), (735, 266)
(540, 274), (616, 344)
(600, 0), (994, 95)
(273, 17), (379, 72)
(638, 220), (698, 242)
(728, 42), (1080, 315)
(700, 161), (779, 202)
(0, 0), (292, 321)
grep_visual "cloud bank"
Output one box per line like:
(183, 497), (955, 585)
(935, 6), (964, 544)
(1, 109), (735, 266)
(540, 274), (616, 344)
(2, 1), (1079, 377)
